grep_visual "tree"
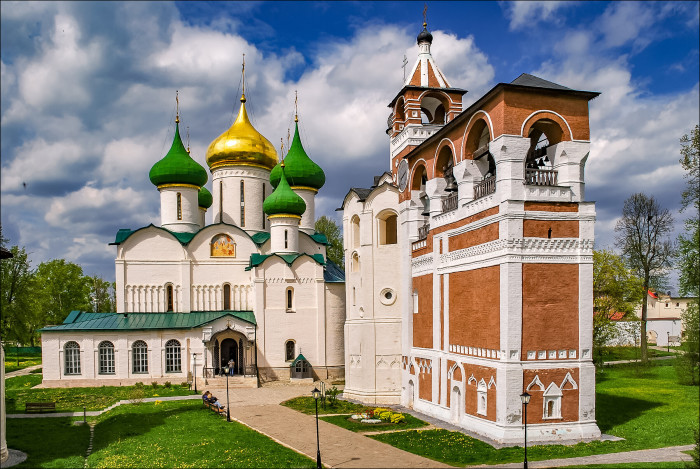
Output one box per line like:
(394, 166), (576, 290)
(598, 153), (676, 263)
(0, 244), (39, 345)
(615, 194), (674, 363)
(315, 216), (344, 268)
(592, 249), (644, 364)
(34, 259), (91, 326)
(86, 275), (116, 313)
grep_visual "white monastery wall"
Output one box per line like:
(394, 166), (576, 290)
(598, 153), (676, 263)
(324, 283), (346, 367)
(211, 167), (271, 231)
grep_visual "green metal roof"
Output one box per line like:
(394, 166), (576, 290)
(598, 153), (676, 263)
(39, 310), (255, 332)
(270, 122), (325, 190)
(198, 187), (213, 208)
(290, 353), (310, 367)
(323, 258), (345, 283)
(246, 252), (325, 270)
(310, 232), (327, 244)
(111, 223), (270, 247)
(263, 164), (306, 217)
(149, 122), (208, 188)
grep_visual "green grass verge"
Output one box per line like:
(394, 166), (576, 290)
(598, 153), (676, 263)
(86, 400), (314, 468)
(6, 417), (89, 468)
(281, 396), (367, 415)
(5, 374), (195, 412)
(320, 413), (429, 432)
(564, 462), (686, 468)
(371, 363), (698, 466)
(5, 352), (42, 373)
(601, 346), (674, 362)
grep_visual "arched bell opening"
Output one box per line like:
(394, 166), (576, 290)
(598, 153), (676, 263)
(525, 118), (564, 168)
(420, 93), (449, 125)
(464, 118), (492, 161)
(435, 146), (457, 195)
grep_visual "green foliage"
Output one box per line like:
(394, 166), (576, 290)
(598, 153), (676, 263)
(593, 249), (644, 364)
(319, 413), (428, 432)
(86, 275), (116, 313)
(315, 215), (344, 268)
(689, 428), (700, 469)
(87, 400), (313, 468)
(675, 300), (700, 385)
(325, 385), (341, 406)
(0, 244), (41, 345)
(3, 349), (43, 373)
(679, 124), (699, 214)
(372, 364), (698, 466)
(677, 125), (699, 298)
(34, 259), (91, 325)
(598, 346), (672, 362)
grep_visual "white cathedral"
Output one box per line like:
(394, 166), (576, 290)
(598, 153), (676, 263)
(40, 84), (346, 386)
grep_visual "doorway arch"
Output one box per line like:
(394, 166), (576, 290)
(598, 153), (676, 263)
(451, 385), (462, 423)
(220, 338), (238, 375)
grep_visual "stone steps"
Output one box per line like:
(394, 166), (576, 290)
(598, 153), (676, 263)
(198, 376), (257, 388)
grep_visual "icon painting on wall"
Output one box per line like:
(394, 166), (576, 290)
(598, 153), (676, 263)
(211, 234), (236, 257)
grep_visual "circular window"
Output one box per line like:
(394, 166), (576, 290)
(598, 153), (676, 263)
(380, 288), (397, 306)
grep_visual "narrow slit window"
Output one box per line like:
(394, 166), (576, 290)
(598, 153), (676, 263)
(240, 180), (245, 227)
(284, 230), (288, 249)
(287, 288), (294, 311)
(262, 184), (266, 229)
(166, 284), (174, 312)
(223, 284), (231, 310)
(177, 192), (182, 220)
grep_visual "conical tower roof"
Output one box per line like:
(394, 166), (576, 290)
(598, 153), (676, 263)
(149, 122), (208, 188)
(263, 163), (306, 217)
(270, 121), (325, 190)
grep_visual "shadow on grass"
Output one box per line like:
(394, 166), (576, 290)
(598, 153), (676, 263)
(7, 417), (89, 468)
(595, 392), (662, 434)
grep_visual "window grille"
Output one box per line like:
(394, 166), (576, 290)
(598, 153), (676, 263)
(132, 340), (149, 373)
(240, 180), (245, 227)
(98, 341), (115, 374)
(177, 192), (182, 220)
(64, 341), (81, 375)
(165, 339), (181, 373)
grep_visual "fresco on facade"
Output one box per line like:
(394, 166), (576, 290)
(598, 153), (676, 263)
(211, 234), (236, 257)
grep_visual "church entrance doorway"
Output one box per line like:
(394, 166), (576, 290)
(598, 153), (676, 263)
(220, 338), (238, 375)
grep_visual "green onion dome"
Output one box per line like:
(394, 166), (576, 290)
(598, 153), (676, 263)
(269, 122), (325, 190)
(263, 163), (306, 217)
(149, 122), (208, 188)
(198, 186), (213, 209)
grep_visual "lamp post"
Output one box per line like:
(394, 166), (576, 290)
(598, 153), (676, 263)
(667, 331), (670, 352)
(312, 387), (322, 469)
(521, 391), (531, 469)
(223, 366), (231, 422)
(192, 353), (198, 393)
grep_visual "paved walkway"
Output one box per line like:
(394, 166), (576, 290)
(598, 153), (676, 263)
(469, 445), (693, 468)
(5, 364), (42, 378)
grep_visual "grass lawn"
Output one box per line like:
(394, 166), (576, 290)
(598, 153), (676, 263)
(564, 462), (687, 468)
(5, 374), (196, 413)
(319, 413), (429, 432)
(281, 395), (367, 415)
(371, 363), (698, 467)
(6, 417), (89, 468)
(87, 399), (314, 468)
(600, 346), (674, 362)
(4, 351), (42, 373)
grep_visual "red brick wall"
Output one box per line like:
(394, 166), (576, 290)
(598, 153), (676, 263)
(413, 274), (433, 349)
(522, 264), (579, 355)
(523, 220), (579, 238)
(523, 368), (579, 423)
(463, 363), (497, 421)
(524, 202), (578, 212)
(449, 266), (500, 350)
(418, 363), (433, 402)
(449, 222), (500, 250)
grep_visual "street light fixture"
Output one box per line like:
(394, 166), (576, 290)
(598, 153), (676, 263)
(521, 391), (531, 469)
(311, 387), (322, 469)
(222, 366), (231, 422)
(192, 353), (198, 393)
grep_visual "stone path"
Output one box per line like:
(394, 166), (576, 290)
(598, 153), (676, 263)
(5, 364), (42, 378)
(469, 444), (693, 468)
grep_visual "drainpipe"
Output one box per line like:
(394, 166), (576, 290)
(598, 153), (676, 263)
(255, 325), (260, 388)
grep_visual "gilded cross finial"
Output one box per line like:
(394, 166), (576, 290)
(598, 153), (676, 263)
(402, 54), (408, 81)
(175, 90), (180, 123)
(423, 3), (428, 28)
(186, 126), (190, 153)
(280, 137), (284, 157)
(287, 128), (291, 149)
(294, 90), (299, 122)
(241, 53), (247, 102)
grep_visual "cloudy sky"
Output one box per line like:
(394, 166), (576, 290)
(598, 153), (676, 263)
(1, 1), (698, 284)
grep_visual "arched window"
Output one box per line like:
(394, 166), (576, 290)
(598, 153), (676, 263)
(98, 341), (115, 374)
(132, 340), (148, 374)
(285, 340), (295, 361)
(240, 180), (245, 227)
(166, 284), (174, 312)
(165, 339), (181, 373)
(543, 383), (562, 419)
(176, 192), (182, 220)
(64, 341), (81, 375)
(284, 230), (288, 249)
(378, 211), (398, 245)
(351, 252), (360, 273)
(286, 287), (294, 311)
(351, 215), (360, 248)
(223, 284), (231, 310)
(477, 380), (487, 416)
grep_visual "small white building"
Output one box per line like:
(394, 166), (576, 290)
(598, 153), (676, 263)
(40, 88), (345, 387)
(637, 290), (693, 346)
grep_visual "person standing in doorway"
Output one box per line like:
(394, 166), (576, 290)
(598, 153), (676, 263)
(228, 358), (235, 376)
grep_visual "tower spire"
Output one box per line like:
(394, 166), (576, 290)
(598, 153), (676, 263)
(175, 90), (180, 124)
(423, 3), (428, 29)
(241, 53), (246, 103)
(294, 90), (299, 123)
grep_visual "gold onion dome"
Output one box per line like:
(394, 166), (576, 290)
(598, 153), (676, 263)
(205, 95), (278, 171)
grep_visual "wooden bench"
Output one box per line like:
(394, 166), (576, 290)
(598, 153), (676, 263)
(25, 402), (56, 413)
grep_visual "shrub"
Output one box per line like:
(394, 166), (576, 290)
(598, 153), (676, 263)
(326, 386), (341, 406)
(134, 382), (144, 388)
(379, 411), (393, 422)
(180, 382), (189, 388)
(164, 381), (172, 388)
(129, 386), (145, 404)
(390, 413), (406, 424)
(151, 382), (159, 389)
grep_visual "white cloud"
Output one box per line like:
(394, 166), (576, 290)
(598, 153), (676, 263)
(502, 1), (568, 31)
